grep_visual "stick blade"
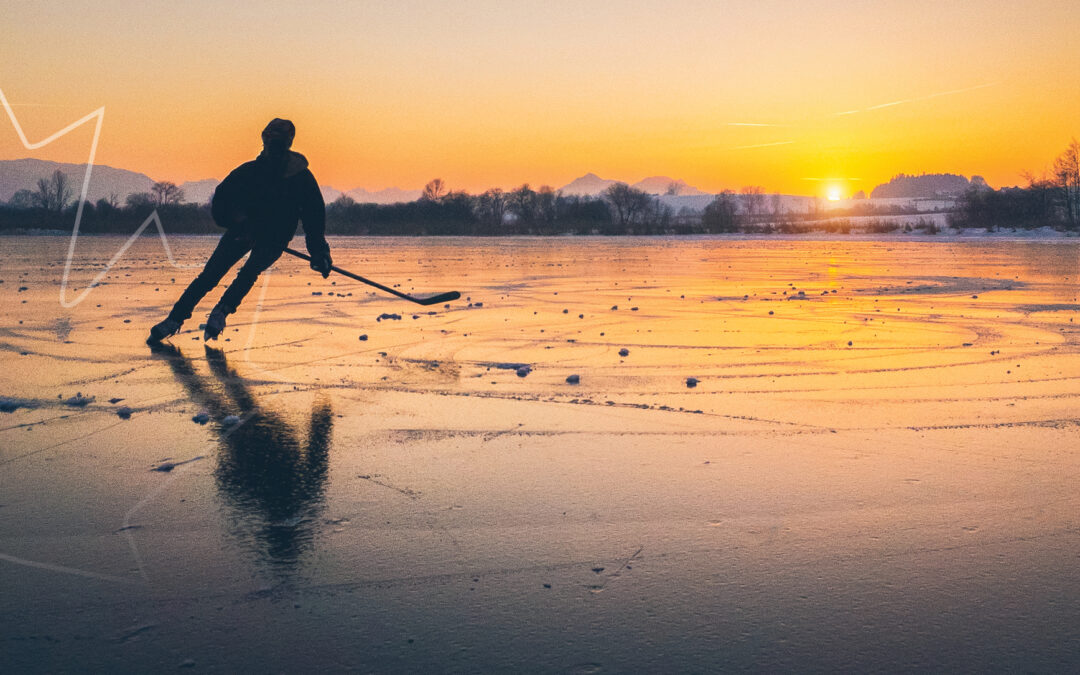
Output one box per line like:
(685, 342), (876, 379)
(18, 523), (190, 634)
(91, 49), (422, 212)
(415, 291), (461, 306)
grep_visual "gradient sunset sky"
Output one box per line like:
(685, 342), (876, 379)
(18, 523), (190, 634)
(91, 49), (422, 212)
(2, 0), (1078, 197)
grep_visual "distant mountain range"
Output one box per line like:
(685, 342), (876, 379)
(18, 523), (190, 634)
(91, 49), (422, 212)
(0, 158), (155, 204)
(558, 172), (617, 196)
(344, 186), (424, 204)
(0, 158), (224, 205)
(557, 173), (708, 196)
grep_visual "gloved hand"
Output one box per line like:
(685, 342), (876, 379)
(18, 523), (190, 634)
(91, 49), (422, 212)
(310, 250), (332, 279)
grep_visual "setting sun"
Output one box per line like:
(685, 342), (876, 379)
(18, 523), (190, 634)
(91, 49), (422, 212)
(827, 186), (843, 201)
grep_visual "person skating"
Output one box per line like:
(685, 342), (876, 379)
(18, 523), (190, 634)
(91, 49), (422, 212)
(147, 118), (332, 343)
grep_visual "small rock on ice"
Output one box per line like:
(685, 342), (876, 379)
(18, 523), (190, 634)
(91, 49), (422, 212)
(222, 415), (241, 427)
(686, 377), (699, 388)
(192, 411), (210, 424)
(116, 406), (133, 419)
(565, 374), (580, 384)
(358, 334), (368, 341)
(64, 393), (94, 407)
(516, 366), (531, 378)
(618, 348), (630, 357)
(0, 398), (19, 413)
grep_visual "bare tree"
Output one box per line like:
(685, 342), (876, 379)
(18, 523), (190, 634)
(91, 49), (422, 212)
(703, 191), (738, 232)
(33, 170), (72, 212)
(652, 199), (674, 232)
(770, 192), (782, 217)
(1053, 138), (1080, 229)
(665, 181), (682, 196)
(536, 185), (557, 227)
(34, 178), (50, 209)
(151, 181), (185, 206)
(603, 183), (652, 229)
(508, 184), (538, 225)
(8, 189), (35, 209)
(53, 170), (72, 211)
(422, 178), (446, 201)
(474, 188), (507, 232)
(331, 195), (357, 209)
(125, 192), (155, 210)
(739, 185), (764, 221)
(1022, 171), (1055, 225)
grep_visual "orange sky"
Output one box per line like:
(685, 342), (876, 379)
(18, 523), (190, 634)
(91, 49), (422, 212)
(2, 1), (1078, 197)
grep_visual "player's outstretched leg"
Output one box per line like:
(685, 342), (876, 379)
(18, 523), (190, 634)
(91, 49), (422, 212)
(147, 318), (183, 344)
(203, 304), (232, 341)
(147, 233), (251, 345)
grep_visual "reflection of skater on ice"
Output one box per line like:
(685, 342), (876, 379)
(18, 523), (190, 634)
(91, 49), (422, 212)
(151, 342), (333, 567)
(148, 118), (333, 344)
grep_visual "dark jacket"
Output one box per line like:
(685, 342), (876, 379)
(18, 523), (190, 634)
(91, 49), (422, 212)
(211, 151), (328, 255)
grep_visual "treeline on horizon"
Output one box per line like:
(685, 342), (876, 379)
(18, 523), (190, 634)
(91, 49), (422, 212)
(2, 140), (1078, 236)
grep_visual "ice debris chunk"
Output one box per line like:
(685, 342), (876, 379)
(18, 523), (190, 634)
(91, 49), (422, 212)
(152, 456), (205, 472)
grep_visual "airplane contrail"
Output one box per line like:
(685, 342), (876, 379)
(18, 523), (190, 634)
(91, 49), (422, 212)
(834, 82), (998, 117)
(733, 140), (795, 150)
(866, 99), (911, 111)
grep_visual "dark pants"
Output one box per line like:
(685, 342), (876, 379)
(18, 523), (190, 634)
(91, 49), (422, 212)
(167, 231), (285, 322)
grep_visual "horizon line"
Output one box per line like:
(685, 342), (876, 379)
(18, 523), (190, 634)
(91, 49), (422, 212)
(0, 156), (1003, 200)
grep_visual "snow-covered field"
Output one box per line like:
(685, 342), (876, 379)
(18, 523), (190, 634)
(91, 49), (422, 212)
(2, 235), (1079, 671)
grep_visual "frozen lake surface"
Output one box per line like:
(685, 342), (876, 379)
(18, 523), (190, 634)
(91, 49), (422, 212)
(1, 235), (1079, 671)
